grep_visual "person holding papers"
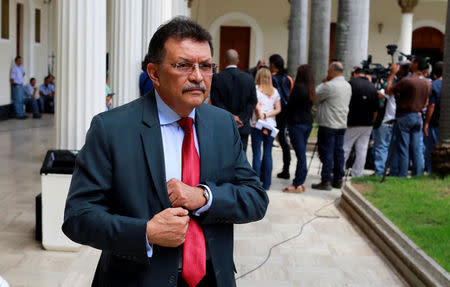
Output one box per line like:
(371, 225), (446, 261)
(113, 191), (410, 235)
(250, 67), (281, 190)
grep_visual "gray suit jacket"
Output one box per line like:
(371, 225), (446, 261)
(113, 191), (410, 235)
(62, 90), (269, 287)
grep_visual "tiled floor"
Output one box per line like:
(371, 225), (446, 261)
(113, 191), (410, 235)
(0, 115), (407, 286)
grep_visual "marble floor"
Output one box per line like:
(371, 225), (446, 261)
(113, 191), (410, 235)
(0, 115), (407, 286)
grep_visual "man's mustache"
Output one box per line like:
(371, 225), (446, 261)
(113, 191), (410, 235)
(182, 83), (206, 93)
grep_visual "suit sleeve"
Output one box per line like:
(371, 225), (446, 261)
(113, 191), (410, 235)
(62, 115), (149, 262)
(210, 75), (227, 110)
(238, 82), (257, 124)
(200, 113), (269, 225)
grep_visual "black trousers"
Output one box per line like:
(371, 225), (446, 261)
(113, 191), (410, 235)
(178, 261), (217, 287)
(276, 111), (291, 171)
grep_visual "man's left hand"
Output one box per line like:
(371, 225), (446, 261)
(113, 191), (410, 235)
(167, 178), (207, 210)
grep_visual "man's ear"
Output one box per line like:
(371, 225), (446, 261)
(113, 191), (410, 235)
(147, 63), (160, 87)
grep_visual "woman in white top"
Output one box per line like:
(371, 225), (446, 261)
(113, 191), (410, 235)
(250, 67), (281, 190)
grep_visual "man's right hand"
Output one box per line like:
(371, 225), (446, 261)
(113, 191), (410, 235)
(233, 115), (243, 128)
(146, 207), (190, 247)
(390, 63), (400, 75)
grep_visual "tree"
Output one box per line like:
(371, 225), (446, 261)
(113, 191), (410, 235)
(308, 0), (332, 82)
(431, 1), (450, 177)
(287, 0), (308, 78)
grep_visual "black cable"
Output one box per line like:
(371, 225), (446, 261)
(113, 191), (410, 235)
(236, 198), (340, 280)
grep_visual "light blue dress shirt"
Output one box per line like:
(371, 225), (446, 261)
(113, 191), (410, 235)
(39, 84), (54, 95)
(24, 83), (35, 98)
(145, 91), (213, 257)
(10, 65), (25, 85)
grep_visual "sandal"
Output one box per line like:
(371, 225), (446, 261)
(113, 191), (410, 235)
(282, 185), (305, 193)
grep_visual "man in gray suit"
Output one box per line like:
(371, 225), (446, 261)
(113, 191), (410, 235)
(62, 17), (268, 287)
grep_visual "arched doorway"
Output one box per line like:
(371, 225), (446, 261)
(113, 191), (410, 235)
(412, 27), (444, 65)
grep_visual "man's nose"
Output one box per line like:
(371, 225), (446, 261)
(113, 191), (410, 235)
(188, 64), (203, 83)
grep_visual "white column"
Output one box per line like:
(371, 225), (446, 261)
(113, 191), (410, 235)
(287, 0), (308, 77)
(172, 0), (189, 17)
(398, 13), (414, 56)
(161, 0), (173, 22)
(142, 0), (162, 58)
(109, 0), (143, 107)
(55, 0), (106, 150)
(348, 0), (370, 69)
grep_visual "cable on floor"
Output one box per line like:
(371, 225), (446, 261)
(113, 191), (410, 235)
(236, 197), (340, 280)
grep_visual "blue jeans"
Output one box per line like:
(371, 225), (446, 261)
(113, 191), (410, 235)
(424, 125), (439, 174)
(317, 126), (345, 182)
(372, 124), (393, 176)
(391, 113), (423, 177)
(24, 97), (40, 115)
(12, 85), (25, 117)
(288, 123), (312, 187)
(42, 95), (54, 113)
(251, 128), (275, 190)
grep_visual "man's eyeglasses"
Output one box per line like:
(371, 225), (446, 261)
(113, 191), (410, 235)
(164, 62), (217, 75)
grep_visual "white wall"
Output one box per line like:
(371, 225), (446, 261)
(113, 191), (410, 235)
(0, 0), (49, 107)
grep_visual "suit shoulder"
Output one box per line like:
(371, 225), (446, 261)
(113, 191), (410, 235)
(96, 97), (144, 128)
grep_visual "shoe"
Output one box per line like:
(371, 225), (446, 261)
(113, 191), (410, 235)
(283, 185), (306, 193)
(311, 181), (332, 191)
(33, 114), (42, 119)
(332, 179), (343, 189)
(277, 170), (290, 179)
(16, 115), (28, 120)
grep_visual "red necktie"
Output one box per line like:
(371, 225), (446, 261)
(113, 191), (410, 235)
(178, 117), (206, 287)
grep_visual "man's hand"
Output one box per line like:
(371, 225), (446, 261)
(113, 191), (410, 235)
(146, 208), (189, 247)
(233, 115), (243, 128)
(167, 178), (207, 210)
(390, 63), (400, 75)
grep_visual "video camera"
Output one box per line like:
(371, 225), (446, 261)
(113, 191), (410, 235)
(361, 44), (399, 87)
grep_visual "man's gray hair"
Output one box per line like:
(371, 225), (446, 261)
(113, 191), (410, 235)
(330, 61), (344, 73)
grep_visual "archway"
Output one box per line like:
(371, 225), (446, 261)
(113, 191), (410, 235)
(412, 26), (444, 65)
(209, 12), (263, 72)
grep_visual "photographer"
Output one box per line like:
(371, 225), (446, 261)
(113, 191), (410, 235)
(343, 68), (379, 178)
(386, 57), (431, 177)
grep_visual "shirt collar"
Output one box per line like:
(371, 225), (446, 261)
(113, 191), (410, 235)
(226, 65), (237, 69)
(155, 90), (196, 125)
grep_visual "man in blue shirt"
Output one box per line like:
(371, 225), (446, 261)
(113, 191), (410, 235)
(39, 76), (55, 113)
(23, 78), (42, 118)
(10, 56), (27, 119)
(423, 61), (442, 174)
(139, 55), (154, 97)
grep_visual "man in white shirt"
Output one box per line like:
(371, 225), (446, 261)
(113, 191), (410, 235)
(23, 78), (42, 118)
(10, 56), (27, 119)
(312, 62), (352, 190)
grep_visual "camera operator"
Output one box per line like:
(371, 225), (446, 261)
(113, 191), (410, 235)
(343, 68), (379, 178)
(386, 57), (431, 177)
(372, 63), (409, 176)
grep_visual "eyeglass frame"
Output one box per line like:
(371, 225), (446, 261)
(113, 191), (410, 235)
(159, 62), (217, 75)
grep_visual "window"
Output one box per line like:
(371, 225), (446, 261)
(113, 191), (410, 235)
(1, 0), (9, 39)
(35, 9), (40, 43)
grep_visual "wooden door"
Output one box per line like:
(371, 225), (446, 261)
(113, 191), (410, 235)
(412, 27), (444, 65)
(219, 26), (251, 72)
(329, 23), (336, 64)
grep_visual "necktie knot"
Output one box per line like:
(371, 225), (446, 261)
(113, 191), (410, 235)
(178, 117), (194, 133)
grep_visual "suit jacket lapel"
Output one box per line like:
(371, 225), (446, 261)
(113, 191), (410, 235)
(140, 91), (171, 209)
(195, 105), (213, 182)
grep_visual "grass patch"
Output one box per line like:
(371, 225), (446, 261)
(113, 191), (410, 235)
(351, 176), (450, 272)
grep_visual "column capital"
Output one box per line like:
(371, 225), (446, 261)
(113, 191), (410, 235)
(398, 0), (418, 13)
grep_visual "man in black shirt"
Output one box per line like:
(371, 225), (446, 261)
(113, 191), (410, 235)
(343, 69), (379, 178)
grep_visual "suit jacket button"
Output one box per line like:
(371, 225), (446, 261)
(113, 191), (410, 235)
(168, 274), (176, 284)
